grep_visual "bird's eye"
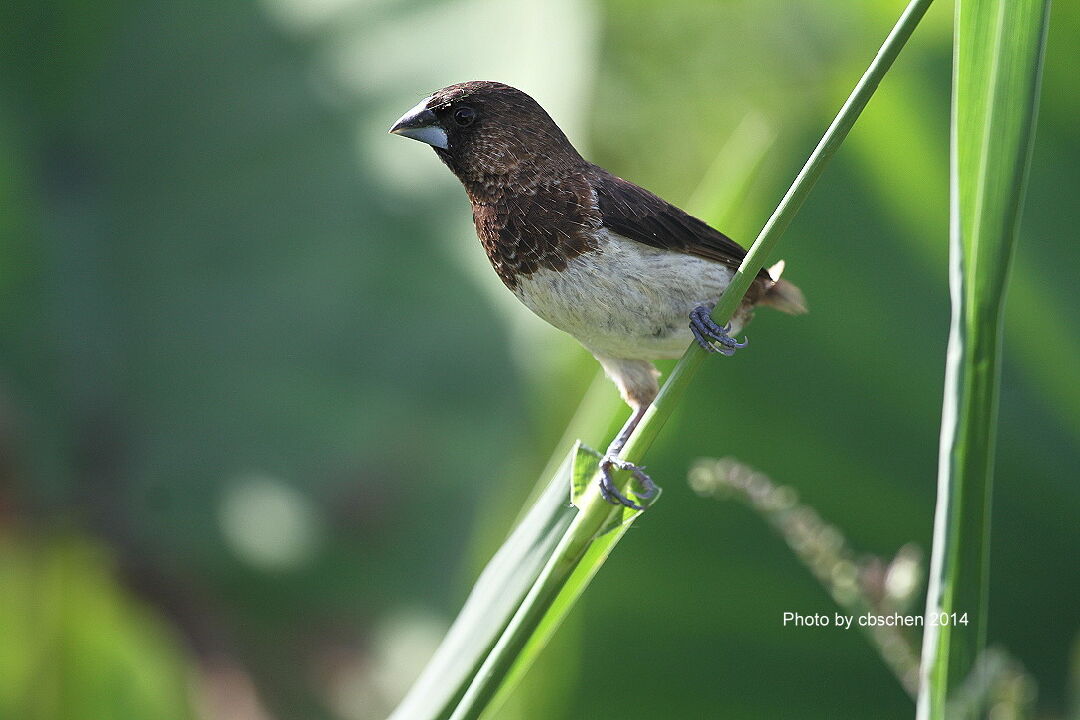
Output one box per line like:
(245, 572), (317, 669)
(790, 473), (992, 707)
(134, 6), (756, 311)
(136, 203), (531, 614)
(453, 107), (476, 126)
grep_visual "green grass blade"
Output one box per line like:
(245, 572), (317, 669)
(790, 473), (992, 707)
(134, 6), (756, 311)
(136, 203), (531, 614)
(450, 448), (645, 720)
(387, 451), (578, 720)
(445, 2), (935, 717)
(917, 1), (1051, 718)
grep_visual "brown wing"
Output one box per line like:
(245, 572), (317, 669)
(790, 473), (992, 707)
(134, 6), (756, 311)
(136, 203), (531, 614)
(591, 166), (769, 279)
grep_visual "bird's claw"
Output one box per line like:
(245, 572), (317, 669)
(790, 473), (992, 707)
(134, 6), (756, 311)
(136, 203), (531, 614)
(599, 455), (657, 511)
(689, 305), (748, 356)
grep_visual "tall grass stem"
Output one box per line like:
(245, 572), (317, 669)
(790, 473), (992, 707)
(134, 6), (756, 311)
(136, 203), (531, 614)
(917, 1), (1050, 716)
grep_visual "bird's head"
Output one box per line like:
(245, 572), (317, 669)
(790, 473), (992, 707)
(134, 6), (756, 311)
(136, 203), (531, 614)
(389, 81), (582, 191)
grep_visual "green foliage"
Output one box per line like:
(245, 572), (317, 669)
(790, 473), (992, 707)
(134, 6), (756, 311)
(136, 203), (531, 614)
(918, 1), (1051, 717)
(0, 534), (194, 720)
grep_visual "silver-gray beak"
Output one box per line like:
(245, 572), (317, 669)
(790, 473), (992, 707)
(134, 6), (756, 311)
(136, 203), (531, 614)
(388, 97), (449, 149)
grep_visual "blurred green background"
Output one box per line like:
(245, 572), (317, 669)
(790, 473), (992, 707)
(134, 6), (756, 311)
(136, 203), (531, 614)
(1, 0), (1077, 718)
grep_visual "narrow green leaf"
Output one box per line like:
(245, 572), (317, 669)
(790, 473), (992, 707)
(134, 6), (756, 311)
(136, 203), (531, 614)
(917, 1), (1051, 718)
(387, 451), (577, 720)
(568, 442), (601, 509)
(570, 443), (654, 533)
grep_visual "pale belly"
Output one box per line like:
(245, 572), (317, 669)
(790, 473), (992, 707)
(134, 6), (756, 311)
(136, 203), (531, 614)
(511, 231), (741, 361)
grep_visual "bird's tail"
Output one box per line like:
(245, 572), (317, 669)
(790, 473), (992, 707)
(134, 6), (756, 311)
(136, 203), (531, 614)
(760, 260), (808, 315)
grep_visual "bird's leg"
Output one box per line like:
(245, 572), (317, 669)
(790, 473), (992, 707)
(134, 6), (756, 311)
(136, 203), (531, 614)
(689, 304), (749, 356)
(607, 403), (646, 457)
(599, 403), (657, 511)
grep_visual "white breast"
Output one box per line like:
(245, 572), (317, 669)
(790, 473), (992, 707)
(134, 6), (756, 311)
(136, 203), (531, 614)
(512, 230), (738, 361)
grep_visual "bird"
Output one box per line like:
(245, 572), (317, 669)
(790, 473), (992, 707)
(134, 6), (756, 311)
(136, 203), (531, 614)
(389, 81), (805, 510)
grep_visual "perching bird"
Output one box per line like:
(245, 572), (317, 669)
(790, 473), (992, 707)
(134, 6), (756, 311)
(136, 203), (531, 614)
(390, 81), (806, 509)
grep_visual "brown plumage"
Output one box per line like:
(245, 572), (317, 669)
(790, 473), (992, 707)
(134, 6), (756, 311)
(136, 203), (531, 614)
(472, 173), (599, 288)
(390, 81), (806, 509)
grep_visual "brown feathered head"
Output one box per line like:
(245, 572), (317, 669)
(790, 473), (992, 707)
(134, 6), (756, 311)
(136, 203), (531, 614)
(389, 81), (583, 187)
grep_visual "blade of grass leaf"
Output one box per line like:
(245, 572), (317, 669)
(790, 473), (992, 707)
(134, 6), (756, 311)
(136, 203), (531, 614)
(450, 2), (935, 717)
(387, 450), (577, 720)
(917, 1), (1051, 717)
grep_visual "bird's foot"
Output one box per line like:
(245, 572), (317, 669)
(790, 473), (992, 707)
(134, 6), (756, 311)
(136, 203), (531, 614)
(689, 305), (749, 356)
(599, 455), (657, 511)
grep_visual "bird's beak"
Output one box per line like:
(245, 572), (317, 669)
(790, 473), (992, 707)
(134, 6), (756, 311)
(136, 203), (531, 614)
(388, 97), (449, 149)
